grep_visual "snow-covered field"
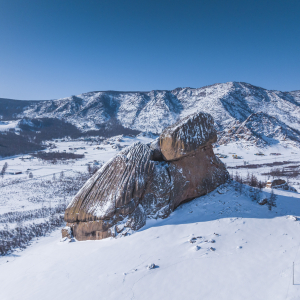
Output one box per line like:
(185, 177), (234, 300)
(0, 136), (300, 300)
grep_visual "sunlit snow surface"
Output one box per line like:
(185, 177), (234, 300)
(0, 120), (19, 131)
(0, 136), (300, 300)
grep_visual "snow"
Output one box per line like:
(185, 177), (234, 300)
(0, 120), (19, 131)
(1, 182), (300, 299)
(0, 134), (300, 299)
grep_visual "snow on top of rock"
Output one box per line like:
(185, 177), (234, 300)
(162, 111), (215, 142)
(160, 112), (217, 160)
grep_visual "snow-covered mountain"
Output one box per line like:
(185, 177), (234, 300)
(1, 82), (300, 147)
(219, 112), (300, 147)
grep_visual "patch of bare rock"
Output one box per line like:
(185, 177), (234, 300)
(63, 112), (229, 241)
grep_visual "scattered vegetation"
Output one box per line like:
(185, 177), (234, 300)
(87, 164), (102, 175)
(30, 151), (84, 163)
(261, 167), (300, 178)
(86, 117), (141, 138)
(231, 171), (265, 189)
(19, 118), (82, 143)
(230, 171), (279, 209)
(0, 130), (44, 157)
(228, 161), (300, 169)
(0, 204), (66, 224)
(0, 170), (92, 256)
(0, 99), (36, 120)
(0, 215), (65, 256)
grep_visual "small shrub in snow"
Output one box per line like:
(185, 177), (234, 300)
(267, 190), (277, 211)
(258, 198), (268, 206)
(250, 189), (261, 202)
(87, 164), (102, 175)
(0, 162), (8, 178)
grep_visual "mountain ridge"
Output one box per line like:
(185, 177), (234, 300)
(1, 81), (300, 147)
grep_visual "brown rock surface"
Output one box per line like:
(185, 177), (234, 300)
(63, 111), (229, 241)
(168, 145), (228, 209)
(160, 112), (217, 161)
(64, 143), (153, 224)
(61, 226), (73, 239)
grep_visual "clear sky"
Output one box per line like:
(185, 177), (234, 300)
(0, 0), (299, 100)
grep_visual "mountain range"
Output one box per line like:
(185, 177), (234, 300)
(1, 81), (300, 147)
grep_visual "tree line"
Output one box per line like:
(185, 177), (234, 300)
(231, 171), (277, 211)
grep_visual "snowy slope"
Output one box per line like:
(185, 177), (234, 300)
(10, 82), (300, 147)
(1, 183), (300, 300)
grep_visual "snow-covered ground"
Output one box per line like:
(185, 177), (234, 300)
(1, 183), (300, 300)
(216, 142), (300, 191)
(0, 120), (19, 132)
(0, 136), (300, 300)
(0, 134), (154, 185)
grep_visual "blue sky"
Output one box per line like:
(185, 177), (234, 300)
(0, 0), (299, 100)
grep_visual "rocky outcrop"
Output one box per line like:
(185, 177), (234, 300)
(160, 112), (217, 161)
(61, 226), (73, 240)
(63, 112), (229, 241)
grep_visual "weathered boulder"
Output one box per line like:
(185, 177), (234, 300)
(160, 112), (217, 161)
(61, 226), (73, 240)
(64, 143), (154, 241)
(63, 111), (229, 241)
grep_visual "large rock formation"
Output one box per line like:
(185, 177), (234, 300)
(63, 112), (229, 241)
(160, 112), (217, 161)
